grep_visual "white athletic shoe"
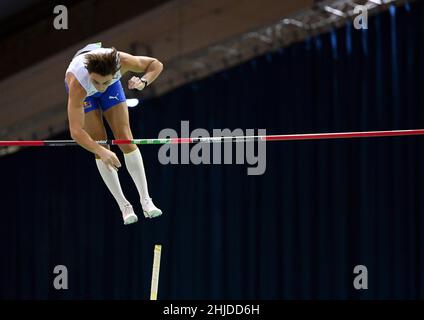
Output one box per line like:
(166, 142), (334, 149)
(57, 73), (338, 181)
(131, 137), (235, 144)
(142, 198), (163, 218)
(121, 204), (138, 225)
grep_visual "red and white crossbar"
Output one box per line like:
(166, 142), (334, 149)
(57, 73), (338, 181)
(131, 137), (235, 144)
(1, 129), (424, 147)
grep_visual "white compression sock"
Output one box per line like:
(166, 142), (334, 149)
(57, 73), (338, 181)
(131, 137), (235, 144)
(95, 159), (130, 210)
(124, 148), (151, 203)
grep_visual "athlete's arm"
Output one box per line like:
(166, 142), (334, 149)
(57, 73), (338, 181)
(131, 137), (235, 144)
(119, 52), (163, 90)
(66, 73), (121, 171)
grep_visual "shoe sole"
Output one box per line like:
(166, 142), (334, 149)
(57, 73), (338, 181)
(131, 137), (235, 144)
(143, 210), (163, 219)
(124, 215), (139, 225)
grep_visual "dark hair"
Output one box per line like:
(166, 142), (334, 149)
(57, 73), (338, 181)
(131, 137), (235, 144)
(84, 47), (120, 76)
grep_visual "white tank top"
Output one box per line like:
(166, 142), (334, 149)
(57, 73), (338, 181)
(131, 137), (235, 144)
(65, 47), (122, 97)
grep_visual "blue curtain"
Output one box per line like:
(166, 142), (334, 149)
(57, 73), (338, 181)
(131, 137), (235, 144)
(1, 1), (424, 299)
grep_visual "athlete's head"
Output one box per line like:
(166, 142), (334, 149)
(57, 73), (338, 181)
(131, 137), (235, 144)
(85, 47), (120, 92)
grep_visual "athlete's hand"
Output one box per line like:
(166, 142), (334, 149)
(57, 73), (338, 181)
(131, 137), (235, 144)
(128, 76), (147, 91)
(98, 148), (121, 171)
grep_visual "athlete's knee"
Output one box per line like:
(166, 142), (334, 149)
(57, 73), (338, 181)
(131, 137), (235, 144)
(88, 128), (108, 159)
(119, 144), (137, 154)
(113, 124), (132, 140)
(89, 130), (108, 141)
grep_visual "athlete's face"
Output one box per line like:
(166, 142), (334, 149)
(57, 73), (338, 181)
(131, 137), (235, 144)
(89, 73), (113, 92)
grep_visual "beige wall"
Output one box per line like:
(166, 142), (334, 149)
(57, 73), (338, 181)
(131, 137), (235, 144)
(0, 0), (312, 141)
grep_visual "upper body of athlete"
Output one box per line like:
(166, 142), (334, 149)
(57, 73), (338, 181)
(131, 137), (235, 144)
(65, 45), (163, 171)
